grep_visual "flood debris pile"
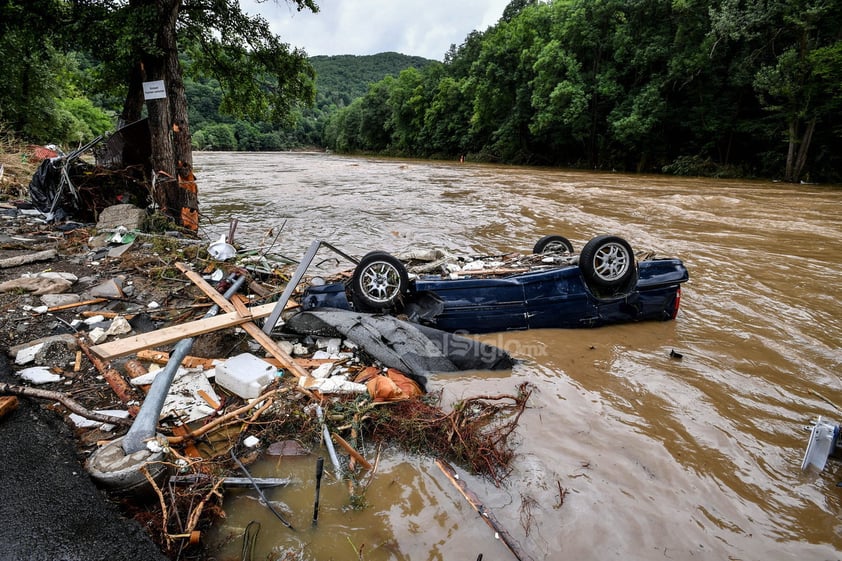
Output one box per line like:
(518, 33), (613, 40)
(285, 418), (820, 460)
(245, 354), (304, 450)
(0, 200), (530, 559)
(366, 382), (533, 484)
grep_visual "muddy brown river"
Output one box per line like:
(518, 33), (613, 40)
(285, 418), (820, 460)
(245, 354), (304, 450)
(193, 151), (842, 561)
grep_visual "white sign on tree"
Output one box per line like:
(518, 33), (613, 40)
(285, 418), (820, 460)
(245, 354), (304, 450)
(142, 80), (167, 100)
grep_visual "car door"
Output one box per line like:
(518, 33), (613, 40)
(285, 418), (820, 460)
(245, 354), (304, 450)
(521, 267), (598, 329)
(414, 276), (528, 332)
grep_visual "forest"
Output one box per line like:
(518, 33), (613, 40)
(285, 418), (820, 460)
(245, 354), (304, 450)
(187, 53), (434, 151)
(323, 0), (842, 182)
(1, 0), (840, 185)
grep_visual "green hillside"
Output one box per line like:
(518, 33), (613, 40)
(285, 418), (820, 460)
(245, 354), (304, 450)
(311, 53), (434, 107)
(187, 52), (435, 151)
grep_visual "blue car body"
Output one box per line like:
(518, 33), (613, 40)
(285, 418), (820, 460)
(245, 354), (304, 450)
(301, 257), (689, 333)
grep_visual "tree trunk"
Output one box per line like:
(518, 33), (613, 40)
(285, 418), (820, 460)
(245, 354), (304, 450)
(144, 51), (176, 209)
(793, 117), (816, 183)
(784, 119), (797, 182)
(162, 0), (198, 230)
(121, 60), (146, 126)
(141, 0), (197, 231)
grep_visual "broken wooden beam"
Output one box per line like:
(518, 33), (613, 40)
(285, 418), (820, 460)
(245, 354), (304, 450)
(88, 301), (278, 361)
(0, 396), (19, 420)
(174, 263), (308, 379)
(0, 248), (57, 268)
(136, 350), (218, 370)
(331, 432), (372, 470)
(77, 335), (140, 416)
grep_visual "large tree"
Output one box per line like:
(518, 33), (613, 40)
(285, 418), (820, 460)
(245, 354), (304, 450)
(69, 0), (319, 229)
(707, 0), (842, 182)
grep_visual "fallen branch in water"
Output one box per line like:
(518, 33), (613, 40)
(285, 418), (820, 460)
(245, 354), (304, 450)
(0, 382), (133, 426)
(366, 382), (534, 484)
(436, 458), (535, 561)
(808, 388), (841, 412)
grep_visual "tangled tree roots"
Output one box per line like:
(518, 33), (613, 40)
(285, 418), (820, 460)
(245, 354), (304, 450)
(366, 382), (534, 484)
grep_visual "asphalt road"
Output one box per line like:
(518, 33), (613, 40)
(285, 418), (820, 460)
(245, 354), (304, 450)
(0, 354), (168, 561)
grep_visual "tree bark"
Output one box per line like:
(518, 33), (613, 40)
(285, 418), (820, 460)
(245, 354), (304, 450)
(793, 116), (816, 183)
(164, 0), (199, 230)
(137, 0), (197, 230)
(121, 60), (146, 126)
(784, 119), (797, 182)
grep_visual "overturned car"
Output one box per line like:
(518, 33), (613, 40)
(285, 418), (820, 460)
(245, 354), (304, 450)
(301, 235), (689, 333)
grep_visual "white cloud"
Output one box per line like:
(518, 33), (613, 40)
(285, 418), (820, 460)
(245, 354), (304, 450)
(242, 0), (510, 60)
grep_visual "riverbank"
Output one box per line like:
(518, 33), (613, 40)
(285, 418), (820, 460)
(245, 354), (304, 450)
(0, 149), (527, 560)
(0, 199), (235, 560)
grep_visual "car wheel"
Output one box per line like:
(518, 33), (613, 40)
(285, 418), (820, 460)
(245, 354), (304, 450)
(579, 235), (635, 289)
(533, 235), (574, 255)
(350, 251), (410, 311)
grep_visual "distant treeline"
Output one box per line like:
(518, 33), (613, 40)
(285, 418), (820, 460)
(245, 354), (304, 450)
(187, 52), (434, 153)
(2, 0), (839, 183)
(322, 0), (842, 183)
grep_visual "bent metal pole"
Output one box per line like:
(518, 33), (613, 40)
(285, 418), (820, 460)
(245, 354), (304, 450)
(122, 274), (247, 455)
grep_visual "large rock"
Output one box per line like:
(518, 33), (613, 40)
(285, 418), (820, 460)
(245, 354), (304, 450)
(96, 204), (146, 231)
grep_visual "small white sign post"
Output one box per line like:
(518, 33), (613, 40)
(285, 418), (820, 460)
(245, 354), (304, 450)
(142, 80), (167, 100)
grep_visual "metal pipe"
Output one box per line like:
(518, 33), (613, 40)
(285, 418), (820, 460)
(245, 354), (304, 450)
(262, 239), (321, 335)
(261, 239), (360, 335)
(312, 456), (324, 526)
(230, 449), (295, 530)
(122, 274), (247, 454)
(316, 405), (342, 479)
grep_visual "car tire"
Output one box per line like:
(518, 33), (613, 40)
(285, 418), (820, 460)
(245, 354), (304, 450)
(533, 235), (574, 255)
(579, 235), (635, 290)
(350, 251), (410, 312)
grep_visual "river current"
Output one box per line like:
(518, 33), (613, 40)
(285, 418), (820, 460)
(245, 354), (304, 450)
(193, 151), (842, 561)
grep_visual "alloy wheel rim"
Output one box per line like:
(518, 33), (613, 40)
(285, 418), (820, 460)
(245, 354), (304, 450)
(593, 242), (630, 281)
(361, 261), (401, 303)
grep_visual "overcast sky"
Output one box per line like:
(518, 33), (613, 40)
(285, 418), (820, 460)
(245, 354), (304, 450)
(241, 0), (511, 61)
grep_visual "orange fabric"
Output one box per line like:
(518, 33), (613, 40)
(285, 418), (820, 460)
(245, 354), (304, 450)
(355, 367), (423, 402)
(354, 366), (380, 385)
(386, 368), (423, 398)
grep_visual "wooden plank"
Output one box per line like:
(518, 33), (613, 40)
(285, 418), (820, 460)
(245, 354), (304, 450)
(264, 357), (333, 369)
(174, 263), (309, 379)
(136, 350), (219, 370)
(331, 432), (372, 470)
(238, 323), (309, 379)
(197, 389), (220, 410)
(230, 294), (252, 319)
(89, 302), (277, 361)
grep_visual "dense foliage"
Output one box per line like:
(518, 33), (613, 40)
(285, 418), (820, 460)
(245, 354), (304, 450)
(188, 53), (434, 150)
(0, 1), (317, 144)
(1, 0), (840, 183)
(1, 0), (319, 227)
(323, 0), (842, 182)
